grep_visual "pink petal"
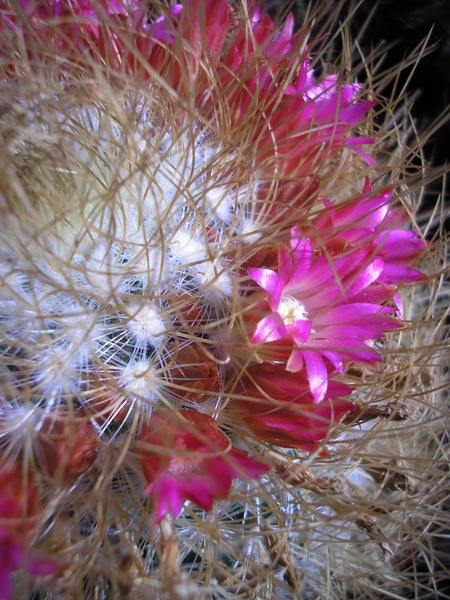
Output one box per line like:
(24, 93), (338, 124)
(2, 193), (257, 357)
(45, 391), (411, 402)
(248, 268), (283, 310)
(321, 350), (343, 372)
(292, 319), (312, 343)
(250, 312), (287, 344)
(144, 477), (183, 522)
(344, 258), (384, 298)
(229, 451), (270, 479)
(349, 283), (397, 304)
(316, 303), (393, 325)
(374, 230), (426, 259)
(339, 101), (376, 124)
(298, 350), (328, 403)
(315, 339), (382, 363)
(288, 233), (313, 286)
(285, 347), (305, 372)
(381, 264), (427, 284)
(183, 470), (230, 511)
(393, 293), (404, 317)
(278, 244), (293, 284)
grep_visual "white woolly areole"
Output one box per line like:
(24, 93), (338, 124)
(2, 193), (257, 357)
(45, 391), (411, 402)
(240, 216), (264, 243)
(169, 226), (207, 266)
(119, 360), (159, 404)
(126, 302), (167, 347)
(196, 259), (233, 300)
(0, 91), (263, 422)
(203, 185), (236, 222)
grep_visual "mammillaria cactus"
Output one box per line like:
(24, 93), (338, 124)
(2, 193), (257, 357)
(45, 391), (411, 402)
(0, 1), (448, 598)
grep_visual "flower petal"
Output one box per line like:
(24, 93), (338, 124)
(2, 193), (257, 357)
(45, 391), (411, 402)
(248, 268), (283, 310)
(250, 312), (287, 344)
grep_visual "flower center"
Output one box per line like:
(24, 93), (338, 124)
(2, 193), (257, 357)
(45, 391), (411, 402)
(169, 442), (204, 474)
(278, 296), (308, 325)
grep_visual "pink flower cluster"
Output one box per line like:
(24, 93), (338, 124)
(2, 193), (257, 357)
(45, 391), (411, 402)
(0, 465), (56, 597)
(2, 0), (373, 176)
(0, 1), (427, 576)
(229, 178), (425, 451)
(233, 363), (354, 451)
(138, 410), (268, 523)
(246, 186), (426, 403)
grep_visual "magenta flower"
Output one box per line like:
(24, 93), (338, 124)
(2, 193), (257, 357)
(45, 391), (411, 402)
(0, 536), (56, 600)
(0, 464), (57, 599)
(143, 0), (378, 177)
(311, 179), (427, 285)
(231, 363), (353, 450)
(207, 3), (376, 177)
(248, 230), (401, 402)
(0, 0), (435, 595)
(138, 410), (268, 523)
(1, 0), (375, 181)
(0, 0), (149, 73)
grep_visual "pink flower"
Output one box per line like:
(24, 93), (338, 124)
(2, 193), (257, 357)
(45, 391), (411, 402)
(0, 0), (149, 73)
(0, 464), (57, 599)
(201, 3), (376, 176)
(248, 230), (401, 402)
(0, 536), (56, 600)
(138, 410), (268, 523)
(311, 179), (427, 285)
(230, 363), (353, 450)
(1, 0), (374, 180)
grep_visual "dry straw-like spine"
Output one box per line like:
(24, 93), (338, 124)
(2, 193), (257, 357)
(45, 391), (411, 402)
(0, 1), (448, 598)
